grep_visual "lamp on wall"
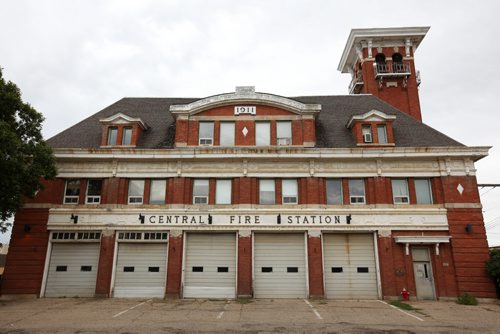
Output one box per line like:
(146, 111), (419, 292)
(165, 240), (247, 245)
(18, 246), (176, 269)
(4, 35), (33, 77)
(70, 214), (78, 224)
(24, 224), (31, 232)
(138, 214), (145, 224)
(277, 214), (281, 225)
(208, 214), (212, 225)
(465, 224), (473, 233)
(346, 214), (352, 224)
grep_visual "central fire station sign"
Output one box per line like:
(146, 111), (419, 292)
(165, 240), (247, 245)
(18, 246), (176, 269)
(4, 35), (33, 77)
(145, 214), (350, 225)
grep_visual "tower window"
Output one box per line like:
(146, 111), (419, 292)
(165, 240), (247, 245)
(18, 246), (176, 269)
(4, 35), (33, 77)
(375, 53), (387, 73)
(392, 53), (404, 73)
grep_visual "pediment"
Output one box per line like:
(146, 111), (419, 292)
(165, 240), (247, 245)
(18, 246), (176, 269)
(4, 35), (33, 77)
(99, 113), (148, 129)
(346, 109), (396, 128)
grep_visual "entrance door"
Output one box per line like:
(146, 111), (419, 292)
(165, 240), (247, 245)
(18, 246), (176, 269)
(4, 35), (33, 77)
(412, 248), (435, 300)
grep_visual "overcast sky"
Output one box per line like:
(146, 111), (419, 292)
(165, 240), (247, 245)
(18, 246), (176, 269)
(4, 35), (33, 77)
(1, 0), (500, 246)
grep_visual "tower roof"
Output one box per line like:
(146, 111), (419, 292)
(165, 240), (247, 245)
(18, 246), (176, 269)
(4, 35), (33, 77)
(338, 27), (430, 73)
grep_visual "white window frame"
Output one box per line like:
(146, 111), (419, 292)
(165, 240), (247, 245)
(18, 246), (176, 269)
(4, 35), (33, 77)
(64, 179), (80, 204)
(282, 179), (298, 204)
(149, 179), (167, 205)
(255, 122), (271, 146)
(362, 125), (372, 143)
(85, 179), (102, 204)
(377, 124), (388, 144)
(128, 179), (145, 204)
(276, 121), (292, 146)
(349, 179), (366, 204)
(193, 179), (209, 204)
(199, 122), (214, 146)
(107, 127), (118, 145)
(392, 179), (410, 204)
(219, 122), (235, 147)
(259, 179), (275, 204)
(215, 179), (232, 204)
(415, 178), (433, 204)
(122, 127), (133, 145)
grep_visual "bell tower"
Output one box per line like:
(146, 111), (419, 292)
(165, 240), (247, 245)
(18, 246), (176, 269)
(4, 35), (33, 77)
(338, 27), (430, 121)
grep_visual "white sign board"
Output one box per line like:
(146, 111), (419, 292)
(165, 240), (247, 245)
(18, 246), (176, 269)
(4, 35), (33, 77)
(234, 106), (256, 115)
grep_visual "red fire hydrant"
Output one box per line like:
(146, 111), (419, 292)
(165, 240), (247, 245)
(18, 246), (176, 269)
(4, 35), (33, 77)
(401, 288), (410, 301)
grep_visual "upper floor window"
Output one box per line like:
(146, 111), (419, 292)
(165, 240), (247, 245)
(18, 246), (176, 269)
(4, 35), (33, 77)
(216, 179), (232, 204)
(415, 179), (433, 204)
(122, 127), (133, 145)
(277, 121), (292, 146)
(282, 179), (298, 204)
(349, 179), (365, 204)
(199, 122), (214, 146)
(150, 179), (166, 205)
(377, 125), (387, 144)
(107, 127), (118, 145)
(64, 180), (80, 204)
(392, 179), (409, 204)
(326, 179), (343, 205)
(259, 179), (275, 204)
(219, 122), (235, 146)
(362, 125), (373, 143)
(193, 179), (209, 204)
(86, 180), (102, 204)
(128, 180), (145, 204)
(256, 122), (271, 146)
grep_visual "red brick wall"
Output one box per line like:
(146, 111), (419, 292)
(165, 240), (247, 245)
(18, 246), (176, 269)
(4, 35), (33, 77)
(95, 233), (115, 297)
(307, 235), (324, 298)
(0, 209), (50, 296)
(237, 235), (252, 297)
(166, 233), (183, 298)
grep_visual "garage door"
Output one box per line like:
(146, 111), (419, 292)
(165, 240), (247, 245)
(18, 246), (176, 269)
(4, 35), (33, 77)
(45, 243), (100, 297)
(323, 233), (378, 299)
(113, 243), (168, 298)
(254, 233), (307, 298)
(183, 233), (236, 298)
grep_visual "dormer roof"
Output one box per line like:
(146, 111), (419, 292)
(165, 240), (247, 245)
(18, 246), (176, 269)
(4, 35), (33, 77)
(99, 113), (149, 129)
(346, 109), (397, 128)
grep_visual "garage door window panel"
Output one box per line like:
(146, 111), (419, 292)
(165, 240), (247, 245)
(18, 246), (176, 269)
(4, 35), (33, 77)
(193, 179), (209, 204)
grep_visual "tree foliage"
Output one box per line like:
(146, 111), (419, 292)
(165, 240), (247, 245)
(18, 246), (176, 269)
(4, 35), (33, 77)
(0, 68), (57, 232)
(486, 249), (500, 298)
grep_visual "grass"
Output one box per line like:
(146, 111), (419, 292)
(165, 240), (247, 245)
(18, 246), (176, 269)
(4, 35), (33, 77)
(389, 300), (417, 311)
(456, 293), (478, 305)
(236, 298), (253, 304)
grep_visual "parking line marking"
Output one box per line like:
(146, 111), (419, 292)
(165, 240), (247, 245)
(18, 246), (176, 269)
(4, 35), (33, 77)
(216, 301), (230, 319)
(378, 300), (424, 322)
(303, 299), (323, 320)
(113, 299), (152, 318)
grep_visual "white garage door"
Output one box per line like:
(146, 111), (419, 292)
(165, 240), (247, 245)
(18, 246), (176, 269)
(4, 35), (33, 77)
(254, 234), (307, 298)
(45, 243), (100, 297)
(113, 243), (168, 298)
(183, 233), (236, 298)
(323, 233), (378, 299)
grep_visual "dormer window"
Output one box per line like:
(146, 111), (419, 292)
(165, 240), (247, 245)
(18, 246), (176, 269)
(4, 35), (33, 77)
(346, 109), (396, 146)
(107, 127), (118, 145)
(100, 113), (148, 148)
(277, 121), (292, 146)
(199, 122), (214, 146)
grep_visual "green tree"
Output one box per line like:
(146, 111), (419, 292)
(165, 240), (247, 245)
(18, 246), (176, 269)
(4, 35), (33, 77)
(0, 67), (56, 232)
(486, 249), (500, 298)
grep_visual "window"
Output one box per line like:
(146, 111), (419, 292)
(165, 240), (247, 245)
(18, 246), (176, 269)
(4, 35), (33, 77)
(215, 179), (232, 204)
(107, 127), (118, 145)
(326, 179), (343, 205)
(255, 122), (271, 146)
(392, 179), (409, 204)
(415, 179), (433, 204)
(349, 179), (365, 204)
(362, 125), (372, 143)
(122, 127), (133, 145)
(64, 180), (80, 204)
(219, 122), (235, 146)
(282, 179), (298, 204)
(276, 121), (292, 146)
(259, 179), (275, 204)
(199, 122), (214, 145)
(150, 180), (166, 205)
(193, 179), (209, 204)
(86, 179), (102, 204)
(377, 125), (388, 144)
(128, 179), (145, 204)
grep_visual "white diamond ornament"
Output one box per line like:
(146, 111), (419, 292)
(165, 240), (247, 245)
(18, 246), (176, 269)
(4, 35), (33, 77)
(457, 184), (464, 195)
(242, 127), (248, 137)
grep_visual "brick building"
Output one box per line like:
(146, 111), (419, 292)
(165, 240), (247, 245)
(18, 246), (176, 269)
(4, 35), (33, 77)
(1, 27), (496, 300)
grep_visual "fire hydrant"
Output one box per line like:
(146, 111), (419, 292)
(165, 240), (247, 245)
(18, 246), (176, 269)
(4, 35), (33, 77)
(401, 288), (410, 301)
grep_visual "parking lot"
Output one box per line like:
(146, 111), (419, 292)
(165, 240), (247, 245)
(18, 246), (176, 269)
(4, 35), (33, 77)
(0, 297), (499, 333)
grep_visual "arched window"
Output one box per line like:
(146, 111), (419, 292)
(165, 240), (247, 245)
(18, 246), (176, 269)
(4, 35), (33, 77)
(375, 53), (387, 73)
(392, 53), (404, 73)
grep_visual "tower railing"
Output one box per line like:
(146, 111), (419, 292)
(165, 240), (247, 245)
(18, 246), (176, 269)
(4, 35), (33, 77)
(349, 71), (364, 94)
(374, 62), (411, 77)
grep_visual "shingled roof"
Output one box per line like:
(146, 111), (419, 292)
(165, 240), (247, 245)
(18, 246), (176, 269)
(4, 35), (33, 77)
(47, 94), (462, 149)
